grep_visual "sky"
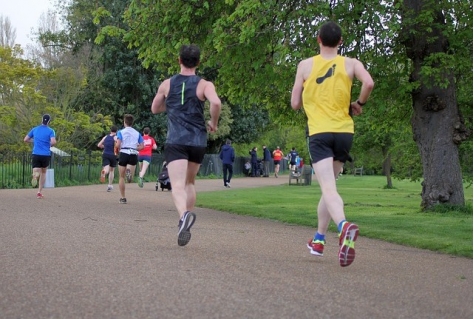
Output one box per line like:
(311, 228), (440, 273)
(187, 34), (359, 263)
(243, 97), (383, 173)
(1, 0), (54, 47)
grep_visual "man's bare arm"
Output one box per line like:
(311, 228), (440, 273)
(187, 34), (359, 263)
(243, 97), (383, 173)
(291, 61), (306, 110)
(203, 82), (221, 132)
(151, 80), (169, 114)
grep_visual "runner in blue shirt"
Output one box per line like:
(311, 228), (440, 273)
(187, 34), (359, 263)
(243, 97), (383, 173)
(23, 114), (56, 199)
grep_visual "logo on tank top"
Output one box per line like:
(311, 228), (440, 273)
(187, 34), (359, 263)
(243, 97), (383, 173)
(316, 64), (336, 84)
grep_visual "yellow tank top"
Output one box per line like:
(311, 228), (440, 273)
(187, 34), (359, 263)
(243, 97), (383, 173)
(302, 55), (353, 135)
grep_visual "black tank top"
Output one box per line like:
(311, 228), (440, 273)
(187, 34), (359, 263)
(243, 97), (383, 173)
(165, 74), (207, 147)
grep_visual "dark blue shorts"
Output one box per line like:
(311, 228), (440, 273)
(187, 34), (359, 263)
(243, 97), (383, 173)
(102, 153), (117, 167)
(138, 155), (152, 163)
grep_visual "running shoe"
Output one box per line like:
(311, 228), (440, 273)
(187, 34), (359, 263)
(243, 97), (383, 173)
(107, 185), (113, 192)
(126, 169), (132, 183)
(307, 239), (325, 256)
(100, 169), (106, 183)
(338, 222), (359, 267)
(37, 192), (43, 199)
(138, 177), (144, 188)
(119, 198), (127, 204)
(177, 211), (196, 246)
(31, 172), (39, 187)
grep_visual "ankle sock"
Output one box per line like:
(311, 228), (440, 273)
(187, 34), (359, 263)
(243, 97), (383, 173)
(337, 220), (347, 233)
(313, 232), (325, 242)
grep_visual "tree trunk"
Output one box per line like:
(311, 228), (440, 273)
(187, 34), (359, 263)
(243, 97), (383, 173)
(382, 146), (392, 189)
(401, 0), (468, 209)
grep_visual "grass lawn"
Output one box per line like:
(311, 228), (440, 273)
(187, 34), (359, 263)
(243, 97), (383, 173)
(196, 175), (473, 258)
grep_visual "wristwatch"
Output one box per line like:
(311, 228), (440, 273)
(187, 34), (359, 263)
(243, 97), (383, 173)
(356, 100), (366, 106)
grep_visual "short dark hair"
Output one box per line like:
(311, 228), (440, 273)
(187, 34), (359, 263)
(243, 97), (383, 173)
(226, 139), (231, 145)
(124, 114), (134, 126)
(111, 125), (118, 133)
(143, 127), (150, 135)
(319, 21), (342, 48)
(179, 44), (200, 68)
(42, 114), (51, 125)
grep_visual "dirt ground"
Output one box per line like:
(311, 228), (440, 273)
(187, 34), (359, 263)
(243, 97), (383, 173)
(0, 176), (472, 319)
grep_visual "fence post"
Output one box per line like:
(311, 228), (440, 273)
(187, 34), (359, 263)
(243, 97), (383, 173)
(88, 151), (92, 181)
(69, 151), (73, 180)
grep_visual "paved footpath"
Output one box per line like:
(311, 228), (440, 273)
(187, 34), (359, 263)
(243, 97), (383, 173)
(0, 176), (472, 319)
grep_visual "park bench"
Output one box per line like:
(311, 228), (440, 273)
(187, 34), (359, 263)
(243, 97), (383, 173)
(289, 165), (313, 186)
(353, 166), (364, 176)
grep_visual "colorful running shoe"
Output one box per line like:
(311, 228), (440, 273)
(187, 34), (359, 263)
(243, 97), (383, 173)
(177, 211), (196, 246)
(338, 222), (359, 267)
(126, 169), (132, 183)
(31, 172), (39, 188)
(36, 192), (43, 199)
(100, 169), (106, 183)
(307, 239), (325, 256)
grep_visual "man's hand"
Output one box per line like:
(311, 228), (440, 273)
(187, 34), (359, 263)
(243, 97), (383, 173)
(207, 120), (218, 133)
(350, 102), (363, 116)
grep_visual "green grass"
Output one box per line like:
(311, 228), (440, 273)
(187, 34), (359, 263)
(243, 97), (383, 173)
(196, 175), (473, 258)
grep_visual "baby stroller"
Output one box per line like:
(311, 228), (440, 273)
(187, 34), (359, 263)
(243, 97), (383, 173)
(156, 161), (172, 191)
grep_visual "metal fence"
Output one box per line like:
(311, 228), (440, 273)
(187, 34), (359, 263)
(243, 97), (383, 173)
(0, 151), (288, 189)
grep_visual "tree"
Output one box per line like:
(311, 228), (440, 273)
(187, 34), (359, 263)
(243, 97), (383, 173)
(0, 15), (16, 48)
(0, 46), (112, 151)
(118, 0), (471, 209)
(400, 0), (471, 208)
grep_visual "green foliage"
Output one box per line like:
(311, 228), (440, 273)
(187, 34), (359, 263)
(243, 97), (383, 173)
(3, 0), (471, 198)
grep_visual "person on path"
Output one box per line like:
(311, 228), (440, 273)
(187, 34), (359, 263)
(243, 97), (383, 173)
(219, 139), (235, 188)
(97, 125), (118, 192)
(262, 145), (271, 177)
(137, 127), (158, 188)
(291, 21), (374, 267)
(288, 147), (298, 174)
(23, 114), (57, 199)
(116, 114), (144, 204)
(151, 44), (222, 247)
(272, 146), (284, 178)
(249, 147), (258, 177)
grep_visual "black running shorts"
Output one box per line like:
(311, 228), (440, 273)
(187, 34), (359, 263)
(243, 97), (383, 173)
(164, 144), (206, 164)
(309, 133), (353, 164)
(32, 155), (51, 168)
(118, 153), (138, 167)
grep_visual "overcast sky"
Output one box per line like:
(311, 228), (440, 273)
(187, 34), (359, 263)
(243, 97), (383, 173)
(1, 0), (54, 47)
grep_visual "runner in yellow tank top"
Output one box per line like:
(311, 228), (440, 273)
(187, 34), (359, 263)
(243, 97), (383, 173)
(302, 55), (354, 135)
(291, 21), (374, 267)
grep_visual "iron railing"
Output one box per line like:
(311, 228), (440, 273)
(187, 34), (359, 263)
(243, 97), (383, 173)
(0, 150), (287, 189)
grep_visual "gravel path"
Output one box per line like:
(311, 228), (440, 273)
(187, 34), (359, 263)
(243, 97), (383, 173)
(0, 176), (471, 319)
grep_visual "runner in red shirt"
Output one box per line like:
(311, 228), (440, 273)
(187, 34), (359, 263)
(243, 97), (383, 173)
(137, 127), (158, 188)
(272, 146), (284, 178)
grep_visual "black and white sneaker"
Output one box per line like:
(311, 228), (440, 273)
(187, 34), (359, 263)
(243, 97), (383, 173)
(119, 198), (127, 204)
(177, 211), (196, 246)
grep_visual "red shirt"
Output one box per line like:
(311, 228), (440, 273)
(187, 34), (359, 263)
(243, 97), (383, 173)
(273, 150), (283, 161)
(139, 135), (156, 156)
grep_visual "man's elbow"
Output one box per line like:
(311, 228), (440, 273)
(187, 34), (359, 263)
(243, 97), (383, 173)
(364, 79), (375, 92)
(291, 100), (301, 110)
